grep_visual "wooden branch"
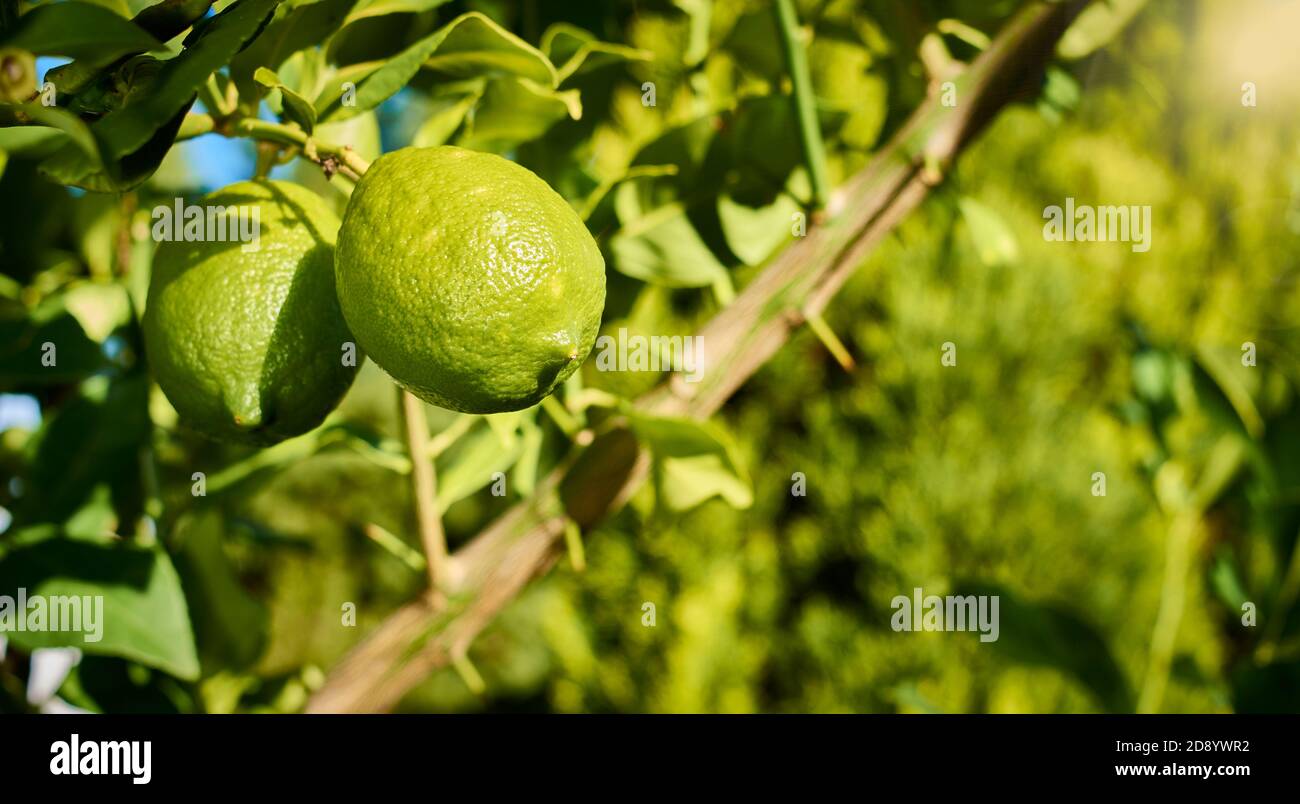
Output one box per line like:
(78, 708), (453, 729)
(305, 0), (1093, 714)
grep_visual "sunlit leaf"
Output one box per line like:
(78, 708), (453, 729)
(0, 537), (200, 681)
(457, 76), (579, 152)
(255, 66), (317, 133)
(608, 203), (729, 288)
(628, 411), (752, 511)
(317, 11), (557, 123)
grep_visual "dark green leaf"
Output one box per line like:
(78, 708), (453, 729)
(17, 374), (149, 527)
(0, 294), (111, 391)
(173, 511), (269, 673)
(230, 0), (356, 100)
(93, 0), (278, 161)
(1, 2), (161, 61)
(255, 66), (316, 133)
(132, 0), (216, 43)
(0, 538), (200, 681)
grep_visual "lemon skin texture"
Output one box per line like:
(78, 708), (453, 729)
(334, 146), (606, 414)
(143, 180), (361, 444)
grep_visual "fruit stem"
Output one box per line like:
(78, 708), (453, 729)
(773, 0), (831, 211)
(398, 388), (449, 595)
(231, 117), (371, 181)
(540, 394), (581, 439)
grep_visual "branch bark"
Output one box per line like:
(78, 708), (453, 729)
(306, 0), (1092, 714)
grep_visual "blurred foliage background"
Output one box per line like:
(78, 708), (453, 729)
(3, 0), (1300, 713)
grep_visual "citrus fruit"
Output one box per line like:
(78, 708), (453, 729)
(143, 179), (360, 444)
(334, 146), (606, 414)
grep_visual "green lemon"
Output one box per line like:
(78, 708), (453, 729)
(334, 146), (606, 414)
(143, 180), (360, 444)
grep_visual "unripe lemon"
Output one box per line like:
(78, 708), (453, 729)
(143, 180), (360, 444)
(334, 146), (605, 414)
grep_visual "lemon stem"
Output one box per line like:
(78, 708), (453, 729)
(540, 394), (581, 439)
(398, 388), (448, 595)
(220, 117), (372, 181)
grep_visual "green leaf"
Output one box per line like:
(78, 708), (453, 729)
(410, 88), (480, 148)
(435, 419), (525, 514)
(628, 412), (753, 511)
(17, 375), (150, 527)
(0, 538), (200, 681)
(958, 196), (1020, 267)
(717, 191), (799, 266)
(0, 103), (102, 164)
(421, 12), (555, 85)
(1058, 0), (1150, 60)
(457, 76), (579, 152)
(317, 11), (556, 123)
(230, 0), (356, 100)
(93, 0), (279, 161)
(172, 511), (268, 673)
(131, 0), (217, 43)
(1, 2), (162, 61)
(959, 581), (1134, 713)
(808, 38), (887, 150)
(1194, 344), (1264, 439)
(255, 66), (317, 133)
(609, 200), (729, 288)
(1037, 66), (1081, 124)
(0, 294), (111, 391)
(61, 281), (133, 341)
(578, 163), (678, 223)
(0, 125), (68, 159)
(341, 0), (451, 26)
(44, 102), (190, 191)
(721, 8), (782, 80)
(540, 23), (651, 84)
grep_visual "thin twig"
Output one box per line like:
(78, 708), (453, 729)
(774, 0), (831, 209)
(398, 388), (448, 595)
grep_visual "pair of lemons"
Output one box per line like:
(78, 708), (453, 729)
(142, 147), (606, 443)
